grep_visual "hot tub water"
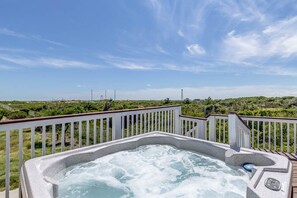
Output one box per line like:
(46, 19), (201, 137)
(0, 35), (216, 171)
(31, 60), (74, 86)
(54, 145), (249, 198)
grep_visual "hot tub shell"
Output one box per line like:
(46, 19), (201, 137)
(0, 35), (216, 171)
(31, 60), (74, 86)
(20, 132), (292, 198)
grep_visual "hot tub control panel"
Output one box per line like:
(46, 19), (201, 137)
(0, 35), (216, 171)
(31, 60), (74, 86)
(265, 178), (281, 191)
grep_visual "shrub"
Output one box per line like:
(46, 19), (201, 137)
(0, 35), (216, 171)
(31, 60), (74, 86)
(6, 111), (27, 119)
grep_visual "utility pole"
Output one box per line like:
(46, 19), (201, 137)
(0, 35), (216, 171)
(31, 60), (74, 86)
(91, 89), (93, 101)
(105, 89), (107, 100)
(181, 89), (184, 101)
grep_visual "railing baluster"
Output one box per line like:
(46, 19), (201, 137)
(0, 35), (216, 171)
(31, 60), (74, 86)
(61, 124), (65, 151)
(100, 118), (103, 142)
(86, 120), (90, 146)
(172, 110), (174, 133)
(132, 115), (134, 136)
(161, 111), (164, 131)
(71, 122), (74, 149)
(144, 113), (147, 133)
(263, 121), (265, 149)
(5, 130), (10, 198)
(280, 123), (283, 152)
(268, 122), (271, 150)
(79, 121), (82, 147)
(158, 111), (161, 131)
(151, 112), (154, 131)
(42, 125), (47, 155)
(169, 110), (171, 133)
(127, 115), (130, 137)
(94, 119), (97, 144)
(274, 122), (277, 151)
(293, 123), (296, 154)
(287, 122), (290, 153)
(223, 119), (226, 143)
(164, 111), (166, 132)
(155, 112), (158, 131)
(148, 112), (150, 132)
(251, 121), (254, 148)
(106, 117), (110, 141)
(219, 119), (221, 142)
(257, 121), (260, 149)
(185, 120), (188, 135)
(52, 125), (56, 154)
(140, 114), (143, 134)
(136, 114), (139, 135)
(121, 116), (124, 137)
(31, 127), (35, 157)
(167, 110), (169, 132)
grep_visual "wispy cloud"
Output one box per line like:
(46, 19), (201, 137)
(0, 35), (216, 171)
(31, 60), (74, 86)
(218, 1), (267, 22)
(255, 65), (297, 77)
(222, 16), (297, 61)
(0, 27), (66, 47)
(98, 54), (155, 70)
(0, 54), (100, 69)
(186, 44), (205, 56)
(97, 54), (211, 72)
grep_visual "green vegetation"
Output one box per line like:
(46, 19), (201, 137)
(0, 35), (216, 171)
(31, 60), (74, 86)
(1, 96), (297, 121)
(1, 96), (297, 191)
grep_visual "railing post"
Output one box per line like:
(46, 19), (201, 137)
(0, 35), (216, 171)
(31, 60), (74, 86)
(197, 120), (206, 139)
(208, 116), (216, 141)
(228, 113), (239, 149)
(174, 107), (182, 135)
(113, 113), (122, 140)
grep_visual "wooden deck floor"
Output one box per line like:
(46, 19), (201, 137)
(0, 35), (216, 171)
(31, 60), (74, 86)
(254, 148), (297, 198)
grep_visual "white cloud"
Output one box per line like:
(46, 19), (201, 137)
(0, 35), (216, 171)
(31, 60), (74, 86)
(177, 30), (184, 37)
(146, 83), (151, 87)
(218, 1), (266, 22)
(113, 62), (154, 70)
(98, 54), (211, 72)
(186, 44), (205, 56)
(0, 27), (27, 38)
(0, 54), (100, 69)
(0, 27), (66, 47)
(223, 16), (297, 61)
(255, 65), (297, 77)
(156, 45), (170, 55)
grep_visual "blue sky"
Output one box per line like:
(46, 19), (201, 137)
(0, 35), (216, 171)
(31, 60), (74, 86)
(1, 0), (297, 100)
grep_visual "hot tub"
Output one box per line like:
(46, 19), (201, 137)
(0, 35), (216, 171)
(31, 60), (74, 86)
(20, 132), (292, 198)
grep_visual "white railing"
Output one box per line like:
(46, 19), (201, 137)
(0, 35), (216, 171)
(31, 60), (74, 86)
(241, 115), (297, 153)
(207, 114), (297, 153)
(179, 115), (206, 139)
(207, 114), (228, 144)
(228, 112), (250, 149)
(0, 105), (181, 198)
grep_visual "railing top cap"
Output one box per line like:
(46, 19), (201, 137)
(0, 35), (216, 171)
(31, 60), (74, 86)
(0, 105), (181, 125)
(208, 113), (297, 121)
(179, 115), (207, 121)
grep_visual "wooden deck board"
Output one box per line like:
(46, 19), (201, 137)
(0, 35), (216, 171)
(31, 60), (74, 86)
(254, 148), (297, 198)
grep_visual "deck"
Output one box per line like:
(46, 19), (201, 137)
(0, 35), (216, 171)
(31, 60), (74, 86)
(255, 149), (297, 198)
